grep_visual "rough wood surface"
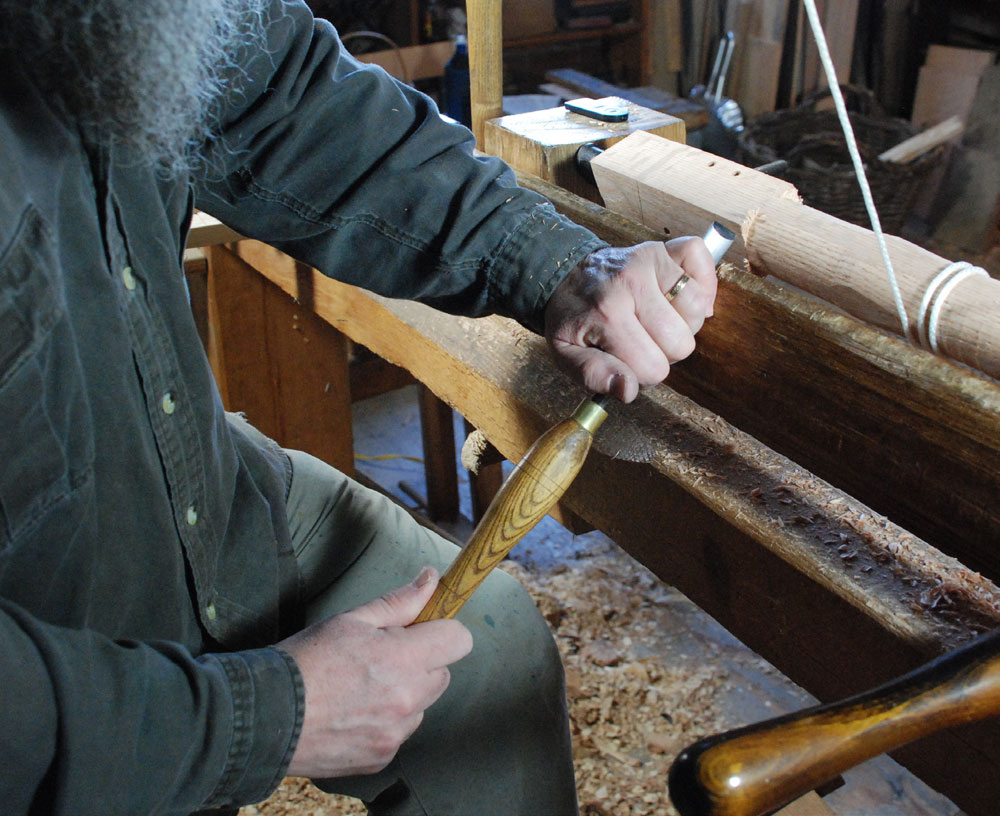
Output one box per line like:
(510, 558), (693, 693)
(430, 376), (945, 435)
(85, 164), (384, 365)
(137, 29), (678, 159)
(223, 238), (1000, 813)
(514, 165), (1000, 585)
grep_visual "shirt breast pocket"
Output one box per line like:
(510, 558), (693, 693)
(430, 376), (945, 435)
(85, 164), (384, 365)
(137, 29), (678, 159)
(0, 206), (89, 545)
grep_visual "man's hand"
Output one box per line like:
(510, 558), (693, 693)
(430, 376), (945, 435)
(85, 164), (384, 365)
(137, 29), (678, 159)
(280, 567), (473, 779)
(544, 237), (718, 403)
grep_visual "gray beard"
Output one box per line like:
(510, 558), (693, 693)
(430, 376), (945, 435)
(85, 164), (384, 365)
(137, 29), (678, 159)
(1, 0), (268, 175)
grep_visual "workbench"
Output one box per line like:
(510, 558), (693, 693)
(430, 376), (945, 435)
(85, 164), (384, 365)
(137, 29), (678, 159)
(198, 213), (1000, 813)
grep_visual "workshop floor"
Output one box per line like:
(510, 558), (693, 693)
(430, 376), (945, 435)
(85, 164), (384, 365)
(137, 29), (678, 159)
(244, 385), (959, 816)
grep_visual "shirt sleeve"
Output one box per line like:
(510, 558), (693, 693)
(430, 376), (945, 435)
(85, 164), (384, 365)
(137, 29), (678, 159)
(193, 0), (607, 333)
(0, 600), (303, 813)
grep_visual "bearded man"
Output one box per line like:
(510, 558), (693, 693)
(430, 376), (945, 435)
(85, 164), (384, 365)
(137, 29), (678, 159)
(0, 1), (716, 813)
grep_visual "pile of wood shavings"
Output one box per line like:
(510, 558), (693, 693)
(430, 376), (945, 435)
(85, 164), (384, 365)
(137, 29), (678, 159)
(242, 545), (738, 816)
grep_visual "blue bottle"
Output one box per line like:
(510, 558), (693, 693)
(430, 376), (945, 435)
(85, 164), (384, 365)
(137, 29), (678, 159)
(443, 35), (472, 127)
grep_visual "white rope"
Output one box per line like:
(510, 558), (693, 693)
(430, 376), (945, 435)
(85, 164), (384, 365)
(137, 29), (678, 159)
(800, 0), (910, 339)
(916, 262), (988, 354)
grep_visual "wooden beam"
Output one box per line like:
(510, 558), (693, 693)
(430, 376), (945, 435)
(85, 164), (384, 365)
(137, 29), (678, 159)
(558, 137), (1000, 585)
(206, 246), (355, 473)
(418, 384), (460, 523)
(226, 237), (1000, 812)
(467, 0), (504, 147)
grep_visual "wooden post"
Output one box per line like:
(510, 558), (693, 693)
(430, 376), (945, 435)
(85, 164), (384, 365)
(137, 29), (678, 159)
(466, 0), (504, 147)
(590, 130), (1000, 382)
(418, 384), (460, 522)
(205, 245), (356, 474)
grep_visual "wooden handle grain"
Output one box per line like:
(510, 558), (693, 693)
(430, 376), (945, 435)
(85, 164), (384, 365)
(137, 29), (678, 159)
(668, 628), (1000, 816)
(414, 414), (597, 623)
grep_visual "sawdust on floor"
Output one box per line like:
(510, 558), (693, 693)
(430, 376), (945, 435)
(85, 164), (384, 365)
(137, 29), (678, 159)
(241, 540), (747, 816)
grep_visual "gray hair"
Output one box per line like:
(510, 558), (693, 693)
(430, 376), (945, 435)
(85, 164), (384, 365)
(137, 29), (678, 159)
(1, 0), (269, 175)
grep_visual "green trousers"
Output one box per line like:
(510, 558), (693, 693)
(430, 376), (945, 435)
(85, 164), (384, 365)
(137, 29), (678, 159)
(284, 449), (578, 816)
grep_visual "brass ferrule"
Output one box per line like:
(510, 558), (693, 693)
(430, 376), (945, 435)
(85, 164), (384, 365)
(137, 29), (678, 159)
(571, 397), (609, 435)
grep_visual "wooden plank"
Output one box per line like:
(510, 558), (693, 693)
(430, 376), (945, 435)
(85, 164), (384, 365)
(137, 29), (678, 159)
(355, 40), (455, 82)
(800, 0), (860, 98)
(739, 36), (783, 117)
(909, 46), (994, 228)
(820, 0), (857, 86)
(925, 44), (996, 74)
(591, 131), (1000, 380)
(649, 0), (683, 92)
(723, 0), (755, 115)
(910, 64), (984, 130)
(206, 246), (355, 473)
(587, 132), (1000, 579)
(229, 236), (1000, 813)
(183, 249), (210, 349)
(468, 0), (504, 147)
(205, 242), (274, 425)
(930, 64), (1000, 255)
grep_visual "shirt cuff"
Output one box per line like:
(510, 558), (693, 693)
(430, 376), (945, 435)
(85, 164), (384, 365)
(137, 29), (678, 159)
(487, 203), (608, 335)
(199, 647), (305, 809)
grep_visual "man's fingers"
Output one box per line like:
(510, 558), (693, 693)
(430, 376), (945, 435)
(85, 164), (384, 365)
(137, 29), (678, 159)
(634, 291), (699, 365)
(660, 270), (708, 336)
(551, 338), (647, 402)
(352, 566), (440, 628)
(663, 237), (718, 314)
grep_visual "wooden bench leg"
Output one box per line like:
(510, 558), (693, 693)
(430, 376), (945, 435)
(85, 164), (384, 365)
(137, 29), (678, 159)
(463, 419), (504, 524)
(417, 385), (460, 523)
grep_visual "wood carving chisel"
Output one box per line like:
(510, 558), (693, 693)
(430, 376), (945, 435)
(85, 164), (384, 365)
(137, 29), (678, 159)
(414, 222), (734, 623)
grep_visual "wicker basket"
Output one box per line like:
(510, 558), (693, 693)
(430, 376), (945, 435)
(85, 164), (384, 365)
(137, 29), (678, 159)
(738, 86), (944, 233)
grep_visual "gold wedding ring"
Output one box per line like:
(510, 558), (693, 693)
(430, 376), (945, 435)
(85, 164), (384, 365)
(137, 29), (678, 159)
(666, 274), (690, 302)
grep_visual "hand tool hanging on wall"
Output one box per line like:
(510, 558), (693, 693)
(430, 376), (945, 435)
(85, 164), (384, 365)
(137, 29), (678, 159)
(415, 222), (734, 623)
(688, 31), (745, 159)
(668, 626), (1000, 816)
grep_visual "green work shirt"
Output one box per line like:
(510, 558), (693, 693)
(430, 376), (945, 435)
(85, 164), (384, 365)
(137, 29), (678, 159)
(0, 1), (606, 813)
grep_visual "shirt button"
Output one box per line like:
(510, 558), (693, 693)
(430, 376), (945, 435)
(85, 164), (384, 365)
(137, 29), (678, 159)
(122, 266), (136, 291)
(205, 602), (217, 621)
(161, 392), (176, 415)
(186, 505), (198, 526)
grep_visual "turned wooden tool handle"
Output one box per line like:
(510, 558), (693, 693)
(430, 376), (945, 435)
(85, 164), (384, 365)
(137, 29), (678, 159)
(414, 397), (607, 623)
(668, 627), (1000, 816)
